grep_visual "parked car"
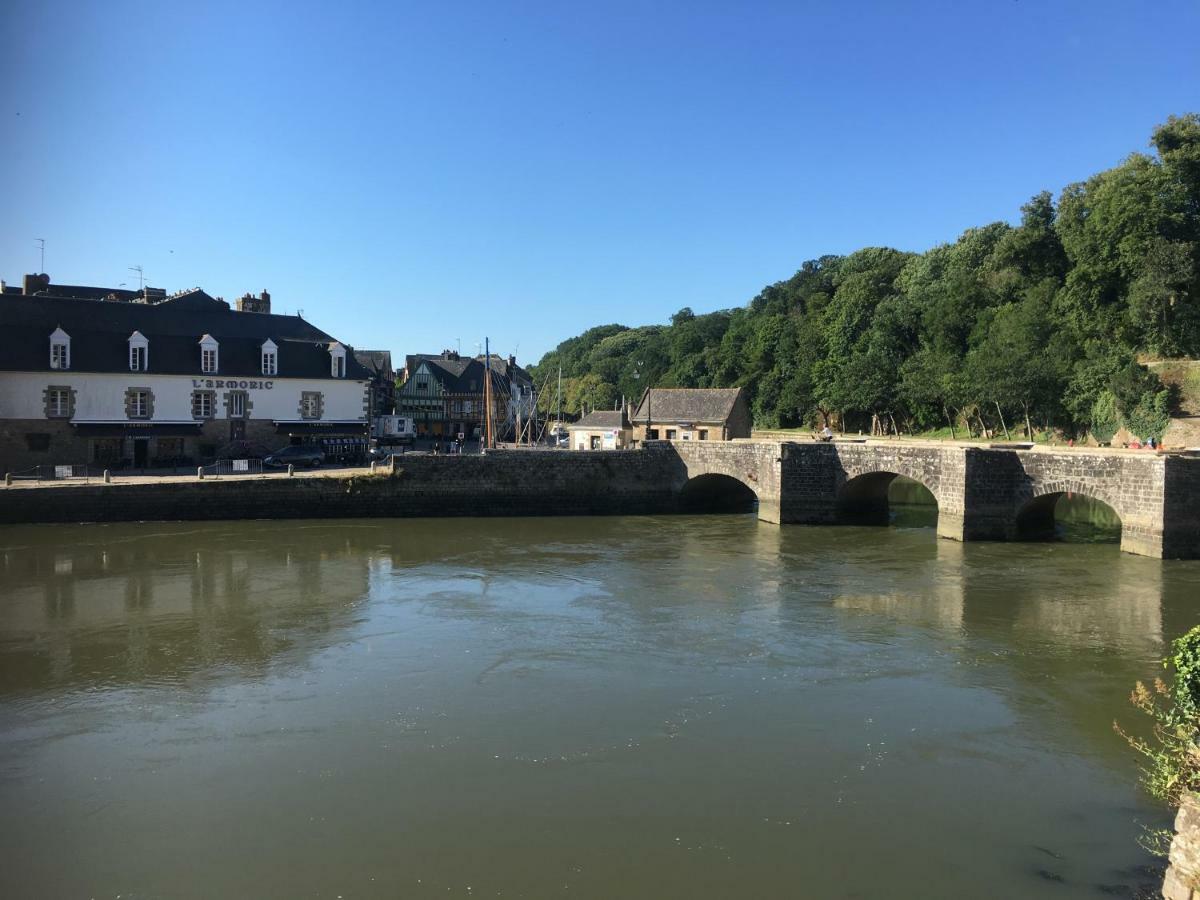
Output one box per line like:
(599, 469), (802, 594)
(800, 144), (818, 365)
(368, 445), (399, 461)
(263, 445), (326, 468)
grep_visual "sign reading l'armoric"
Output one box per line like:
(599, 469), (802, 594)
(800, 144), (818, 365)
(191, 379), (275, 390)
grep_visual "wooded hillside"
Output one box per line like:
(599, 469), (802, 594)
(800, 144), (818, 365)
(530, 115), (1200, 440)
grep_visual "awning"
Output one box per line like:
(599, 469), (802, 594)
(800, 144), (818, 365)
(71, 422), (203, 437)
(274, 420), (370, 435)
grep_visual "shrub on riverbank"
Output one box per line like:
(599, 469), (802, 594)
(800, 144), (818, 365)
(1116, 626), (1200, 852)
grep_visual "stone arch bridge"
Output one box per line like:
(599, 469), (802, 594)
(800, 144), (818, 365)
(661, 440), (1200, 559)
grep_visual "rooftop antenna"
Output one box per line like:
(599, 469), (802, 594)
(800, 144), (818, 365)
(128, 265), (145, 290)
(36, 238), (45, 272)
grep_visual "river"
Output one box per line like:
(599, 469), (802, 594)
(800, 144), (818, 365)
(1, 507), (1197, 898)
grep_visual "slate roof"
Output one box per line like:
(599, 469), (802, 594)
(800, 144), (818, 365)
(0, 287), (371, 380)
(354, 350), (394, 377)
(404, 353), (532, 394)
(632, 387), (745, 424)
(569, 409), (629, 430)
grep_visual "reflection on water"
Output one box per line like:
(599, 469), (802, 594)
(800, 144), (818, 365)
(1, 516), (1198, 899)
(1056, 493), (1123, 543)
(888, 476), (940, 529)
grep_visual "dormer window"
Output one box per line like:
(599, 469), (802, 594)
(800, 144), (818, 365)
(261, 339), (278, 376)
(49, 327), (70, 370)
(128, 331), (148, 371)
(329, 342), (346, 378)
(199, 334), (219, 374)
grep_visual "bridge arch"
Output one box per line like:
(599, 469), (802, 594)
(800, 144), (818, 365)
(1014, 481), (1124, 543)
(836, 469), (939, 526)
(678, 472), (759, 513)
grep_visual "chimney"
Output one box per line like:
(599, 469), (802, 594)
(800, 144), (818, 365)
(22, 273), (50, 295)
(508, 354), (516, 369)
(236, 291), (271, 314)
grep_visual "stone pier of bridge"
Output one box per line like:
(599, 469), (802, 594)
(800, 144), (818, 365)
(667, 440), (1200, 559)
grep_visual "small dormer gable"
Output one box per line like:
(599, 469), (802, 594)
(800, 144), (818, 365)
(128, 330), (148, 371)
(199, 334), (219, 374)
(329, 341), (347, 378)
(261, 338), (278, 375)
(49, 327), (71, 370)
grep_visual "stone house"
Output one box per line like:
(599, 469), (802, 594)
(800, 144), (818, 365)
(0, 275), (372, 472)
(631, 387), (752, 442)
(568, 408), (632, 450)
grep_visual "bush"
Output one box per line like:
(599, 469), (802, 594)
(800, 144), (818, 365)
(1126, 389), (1172, 441)
(1090, 390), (1122, 443)
(1116, 626), (1200, 853)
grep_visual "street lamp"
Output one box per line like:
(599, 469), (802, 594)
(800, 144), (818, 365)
(633, 361), (652, 444)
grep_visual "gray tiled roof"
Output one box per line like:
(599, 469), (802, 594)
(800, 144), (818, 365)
(404, 353), (531, 394)
(354, 350), (394, 376)
(0, 288), (371, 380)
(569, 409), (628, 430)
(632, 387), (744, 423)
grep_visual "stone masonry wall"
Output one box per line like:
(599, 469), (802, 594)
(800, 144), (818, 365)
(775, 442), (968, 541)
(671, 441), (781, 522)
(1165, 793), (1200, 900)
(0, 447), (684, 526)
(960, 448), (1169, 557)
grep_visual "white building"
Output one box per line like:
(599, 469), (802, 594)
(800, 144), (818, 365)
(568, 409), (633, 450)
(0, 276), (372, 472)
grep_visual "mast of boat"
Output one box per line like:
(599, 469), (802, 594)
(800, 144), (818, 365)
(556, 366), (563, 433)
(484, 337), (492, 449)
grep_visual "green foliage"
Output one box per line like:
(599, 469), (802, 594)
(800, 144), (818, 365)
(1171, 629), (1200, 724)
(531, 115), (1200, 434)
(1125, 389), (1172, 440)
(1089, 391), (1121, 443)
(1115, 626), (1200, 849)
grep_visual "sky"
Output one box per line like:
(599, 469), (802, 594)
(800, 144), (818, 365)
(1, 0), (1197, 366)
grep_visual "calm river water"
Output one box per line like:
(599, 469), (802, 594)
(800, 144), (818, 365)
(1, 510), (1198, 899)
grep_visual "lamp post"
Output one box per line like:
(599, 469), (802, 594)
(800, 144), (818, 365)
(634, 361), (652, 444)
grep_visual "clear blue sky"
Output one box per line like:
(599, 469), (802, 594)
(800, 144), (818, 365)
(1, 1), (1197, 366)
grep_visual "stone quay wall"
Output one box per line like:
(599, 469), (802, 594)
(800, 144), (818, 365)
(0, 448), (687, 526)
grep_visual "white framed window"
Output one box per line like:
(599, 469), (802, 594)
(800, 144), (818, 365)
(47, 388), (70, 418)
(49, 328), (70, 370)
(199, 334), (219, 374)
(130, 390), (150, 418)
(300, 392), (321, 419)
(229, 391), (246, 418)
(192, 391), (213, 419)
(261, 339), (278, 375)
(128, 331), (149, 371)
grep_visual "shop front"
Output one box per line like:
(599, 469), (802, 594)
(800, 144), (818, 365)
(273, 420), (371, 465)
(71, 422), (203, 470)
